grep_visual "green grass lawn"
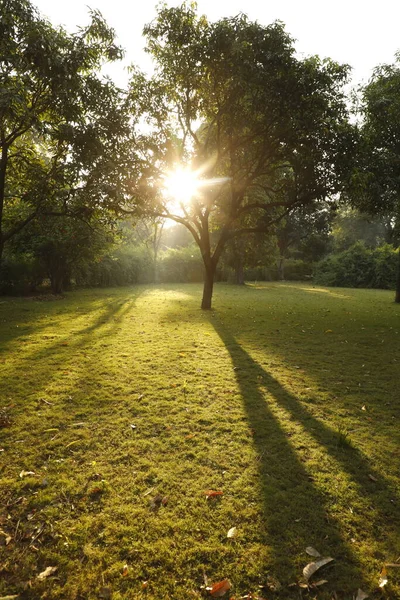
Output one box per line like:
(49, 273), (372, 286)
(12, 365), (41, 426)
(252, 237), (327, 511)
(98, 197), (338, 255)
(0, 282), (399, 599)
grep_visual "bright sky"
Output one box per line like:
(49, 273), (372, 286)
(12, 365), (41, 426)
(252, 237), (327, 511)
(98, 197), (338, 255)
(33, 0), (400, 88)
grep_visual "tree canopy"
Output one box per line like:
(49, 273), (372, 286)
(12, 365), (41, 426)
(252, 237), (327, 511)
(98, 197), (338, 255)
(347, 55), (400, 301)
(0, 0), (130, 262)
(128, 3), (352, 308)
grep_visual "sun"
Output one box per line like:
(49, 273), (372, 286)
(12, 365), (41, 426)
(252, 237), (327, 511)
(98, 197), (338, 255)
(163, 167), (200, 206)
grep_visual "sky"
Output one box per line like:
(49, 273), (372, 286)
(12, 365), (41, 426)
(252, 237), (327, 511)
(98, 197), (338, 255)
(32, 0), (400, 90)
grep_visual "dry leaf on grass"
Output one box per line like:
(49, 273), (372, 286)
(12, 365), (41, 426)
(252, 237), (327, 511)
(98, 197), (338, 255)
(122, 564), (129, 576)
(227, 527), (237, 538)
(303, 557), (334, 581)
(208, 579), (231, 597)
(265, 575), (281, 591)
(19, 470), (35, 478)
(378, 566), (387, 588)
(355, 589), (369, 600)
(65, 440), (80, 449)
(149, 495), (168, 509)
(37, 566), (57, 580)
(306, 546), (321, 557)
(204, 490), (223, 499)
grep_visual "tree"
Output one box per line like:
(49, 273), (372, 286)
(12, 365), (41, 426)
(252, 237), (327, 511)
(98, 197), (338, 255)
(0, 0), (130, 266)
(129, 3), (351, 309)
(275, 202), (332, 279)
(6, 212), (114, 293)
(349, 55), (400, 301)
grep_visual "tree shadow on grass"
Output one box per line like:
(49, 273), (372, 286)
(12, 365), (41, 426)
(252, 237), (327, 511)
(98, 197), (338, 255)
(0, 293), (141, 415)
(210, 317), (400, 595)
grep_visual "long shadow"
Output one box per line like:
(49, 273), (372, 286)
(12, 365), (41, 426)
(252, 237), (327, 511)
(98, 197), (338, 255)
(0, 293), (142, 410)
(211, 317), (400, 594)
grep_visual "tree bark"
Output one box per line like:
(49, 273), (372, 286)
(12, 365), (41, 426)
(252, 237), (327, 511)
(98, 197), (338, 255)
(0, 144), (8, 269)
(235, 260), (245, 285)
(395, 247), (400, 303)
(201, 263), (215, 310)
(277, 256), (285, 280)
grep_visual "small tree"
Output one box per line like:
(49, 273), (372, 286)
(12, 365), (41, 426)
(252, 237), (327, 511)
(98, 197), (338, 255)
(130, 4), (351, 309)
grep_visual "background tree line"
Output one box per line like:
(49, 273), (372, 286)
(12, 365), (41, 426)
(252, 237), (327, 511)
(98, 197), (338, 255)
(1, 0), (399, 304)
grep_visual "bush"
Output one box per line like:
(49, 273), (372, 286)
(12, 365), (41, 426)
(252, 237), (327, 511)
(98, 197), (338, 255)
(314, 242), (398, 289)
(244, 259), (313, 282)
(158, 246), (204, 283)
(74, 246), (154, 287)
(0, 253), (44, 294)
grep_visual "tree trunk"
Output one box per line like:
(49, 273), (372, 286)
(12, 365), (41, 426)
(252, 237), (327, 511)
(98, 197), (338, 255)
(395, 247), (400, 303)
(201, 263), (215, 310)
(277, 256), (285, 280)
(0, 145), (8, 272)
(0, 237), (4, 271)
(235, 260), (245, 285)
(153, 246), (159, 284)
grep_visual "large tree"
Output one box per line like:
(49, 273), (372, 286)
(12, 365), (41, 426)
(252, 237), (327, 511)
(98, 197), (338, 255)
(348, 56), (400, 302)
(128, 3), (351, 309)
(0, 0), (131, 266)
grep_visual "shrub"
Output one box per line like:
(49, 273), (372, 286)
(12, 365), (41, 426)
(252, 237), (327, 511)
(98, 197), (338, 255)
(0, 253), (44, 294)
(314, 242), (398, 289)
(158, 246), (204, 283)
(74, 247), (154, 287)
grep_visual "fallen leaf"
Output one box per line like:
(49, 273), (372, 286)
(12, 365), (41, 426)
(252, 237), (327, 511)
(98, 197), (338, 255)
(204, 490), (223, 499)
(227, 527), (237, 539)
(19, 470), (35, 478)
(122, 564), (129, 576)
(209, 579), (231, 597)
(313, 579), (328, 587)
(265, 575), (281, 591)
(303, 557), (334, 581)
(361, 405), (367, 411)
(355, 589), (369, 600)
(37, 566), (57, 580)
(325, 329), (333, 333)
(378, 566), (387, 588)
(306, 546), (321, 557)
(142, 581), (148, 589)
(150, 495), (167, 509)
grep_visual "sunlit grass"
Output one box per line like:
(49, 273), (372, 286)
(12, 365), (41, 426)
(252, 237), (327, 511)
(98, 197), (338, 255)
(0, 283), (399, 599)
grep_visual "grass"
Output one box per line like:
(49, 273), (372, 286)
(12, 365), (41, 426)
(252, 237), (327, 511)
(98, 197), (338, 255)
(0, 282), (399, 599)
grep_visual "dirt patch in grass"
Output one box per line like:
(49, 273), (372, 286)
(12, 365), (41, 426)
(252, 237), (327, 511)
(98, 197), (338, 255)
(0, 283), (399, 599)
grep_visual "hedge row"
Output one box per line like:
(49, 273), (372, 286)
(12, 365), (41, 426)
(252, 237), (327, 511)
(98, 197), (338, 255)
(314, 243), (398, 289)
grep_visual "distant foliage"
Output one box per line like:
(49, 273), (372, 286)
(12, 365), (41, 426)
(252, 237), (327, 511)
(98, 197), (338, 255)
(0, 253), (43, 294)
(243, 259), (313, 282)
(158, 247), (204, 283)
(75, 246), (204, 287)
(314, 242), (398, 289)
(75, 247), (154, 287)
